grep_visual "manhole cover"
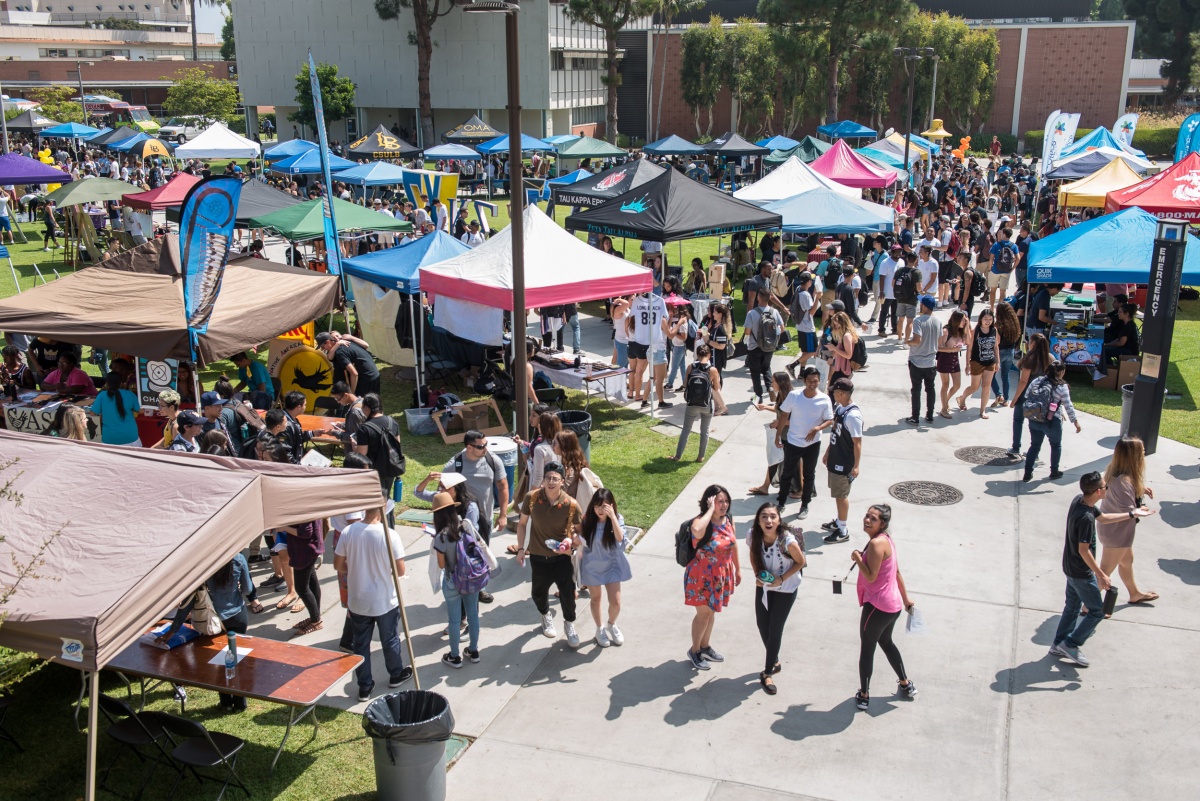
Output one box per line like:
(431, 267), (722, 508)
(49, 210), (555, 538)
(954, 446), (1019, 466)
(889, 481), (963, 506)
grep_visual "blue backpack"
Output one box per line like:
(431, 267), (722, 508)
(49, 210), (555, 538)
(452, 531), (491, 594)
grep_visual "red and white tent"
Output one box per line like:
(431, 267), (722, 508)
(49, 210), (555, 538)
(809, 139), (898, 189)
(1104, 151), (1200, 223)
(121, 172), (202, 211)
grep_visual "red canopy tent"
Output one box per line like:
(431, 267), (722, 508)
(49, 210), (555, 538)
(121, 172), (202, 211)
(1104, 151), (1200, 223)
(809, 139), (898, 189)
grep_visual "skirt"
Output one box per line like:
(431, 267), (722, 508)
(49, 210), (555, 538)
(579, 542), (633, 586)
(936, 351), (960, 374)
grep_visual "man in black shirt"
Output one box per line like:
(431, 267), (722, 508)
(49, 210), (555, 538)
(1026, 283), (1061, 338)
(1052, 472), (1153, 667)
(1097, 302), (1140, 375)
(281, 390), (324, 464)
(317, 332), (381, 398)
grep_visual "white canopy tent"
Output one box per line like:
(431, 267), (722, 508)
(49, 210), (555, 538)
(174, 122), (261, 160)
(733, 155), (860, 204)
(419, 204), (653, 345)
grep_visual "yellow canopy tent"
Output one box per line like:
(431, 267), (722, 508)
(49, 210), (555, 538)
(884, 132), (931, 159)
(1057, 157), (1142, 208)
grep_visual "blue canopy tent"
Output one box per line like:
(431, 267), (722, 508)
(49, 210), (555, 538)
(41, 122), (101, 139)
(907, 132), (942, 155)
(1059, 126), (1145, 161)
(762, 189), (895, 235)
(269, 149), (356, 175)
(756, 135), (800, 151)
(856, 147), (908, 169)
(109, 132), (150, 152)
(544, 134), (582, 147)
(264, 139), (319, 159)
(1043, 150), (1151, 180)
(424, 143), (482, 161)
(1026, 208), (1200, 284)
(83, 127), (112, 141)
(548, 168), (593, 186)
(476, 133), (555, 154)
(643, 134), (705, 156)
(816, 120), (877, 140)
(334, 161), (408, 186)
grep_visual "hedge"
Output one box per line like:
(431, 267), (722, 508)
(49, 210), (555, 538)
(1023, 126), (1180, 158)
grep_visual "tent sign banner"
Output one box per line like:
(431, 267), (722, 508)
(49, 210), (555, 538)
(1176, 114), (1200, 162)
(178, 175), (242, 359)
(136, 356), (180, 407)
(401, 169), (459, 209)
(308, 52), (344, 276)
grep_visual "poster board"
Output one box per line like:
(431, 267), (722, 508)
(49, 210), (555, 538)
(136, 356), (180, 408)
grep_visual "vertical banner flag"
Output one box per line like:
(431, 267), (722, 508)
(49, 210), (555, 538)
(1043, 111), (1080, 170)
(1113, 113), (1139, 150)
(1176, 114), (1200, 162)
(1039, 109), (1061, 174)
(178, 175), (242, 359)
(308, 52), (343, 276)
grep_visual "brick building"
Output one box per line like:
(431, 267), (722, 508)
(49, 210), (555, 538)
(0, 59), (235, 115)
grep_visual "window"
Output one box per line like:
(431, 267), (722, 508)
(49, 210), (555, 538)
(551, 51), (565, 71)
(571, 57), (603, 71)
(39, 49), (70, 58)
(572, 105), (604, 126)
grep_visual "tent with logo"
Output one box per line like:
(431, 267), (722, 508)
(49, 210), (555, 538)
(765, 136), (830, 166)
(704, 132), (770, 157)
(1059, 126), (1145, 162)
(733, 155), (860, 204)
(642, 134), (705, 156)
(174, 122), (261, 160)
(348, 124), (420, 159)
(564, 167), (781, 242)
(763, 189), (895, 234)
(1044, 148), (1152, 180)
(816, 120), (877, 140)
(264, 138), (319, 160)
(121, 172), (201, 210)
(1057, 157), (1143, 208)
(550, 158), (664, 208)
(1027, 208), (1200, 283)
(1104, 151), (1200, 223)
(5, 108), (59, 134)
(810, 139), (898, 188)
(442, 114), (502, 145)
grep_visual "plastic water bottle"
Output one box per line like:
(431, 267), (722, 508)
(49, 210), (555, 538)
(544, 539), (561, 552)
(224, 631), (237, 682)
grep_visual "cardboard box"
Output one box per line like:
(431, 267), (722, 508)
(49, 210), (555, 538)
(1092, 370), (1117, 390)
(1117, 357), (1141, 389)
(431, 399), (506, 444)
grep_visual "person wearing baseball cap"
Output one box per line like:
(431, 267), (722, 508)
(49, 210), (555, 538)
(461, 219), (485, 249)
(516, 460), (584, 648)
(904, 297), (941, 426)
(169, 410), (205, 452)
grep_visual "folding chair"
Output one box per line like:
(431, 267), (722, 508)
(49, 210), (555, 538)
(0, 692), (21, 752)
(159, 714), (249, 801)
(97, 695), (175, 801)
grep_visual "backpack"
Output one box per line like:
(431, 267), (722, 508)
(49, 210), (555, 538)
(757, 309), (781, 353)
(850, 338), (868, 371)
(362, 417), (407, 478)
(994, 243), (1015, 273)
(1022, 376), (1059, 421)
(188, 586), (224, 636)
(675, 518), (712, 567)
(683, 363), (713, 408)
(971, 269), (987, 298)
(451, 530), (491, 594)
(893, 266), (917, 304)
(945, 231), (961, 259)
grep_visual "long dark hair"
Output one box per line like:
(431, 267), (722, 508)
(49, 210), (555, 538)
(212, 559), (236, 589)
(746, 502), (783, 576)
(433, 504), (463, 543)
(1044, 359), (1066, 387)
(581, 488), (619, 549)
(103, 371), (126, 417)
(974, 307), (995, 340)
(1019, 333), (1052, 375)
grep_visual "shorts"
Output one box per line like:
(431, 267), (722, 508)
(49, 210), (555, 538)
(828, 472), (853, 499)
(897, 303), (917, 320)
(270, 532), (289, 553)
(627, 341), (649, 360)
(936, 351), (961, 374)
(652, 346), (669, 366)
(0, 216), (10, 232)
(614, 340), (629, 368)
(799, 331), (817, 354)
(987, 271), (1011, 292)
(938, 261), (954, 283)
(970, 360), (995, 375)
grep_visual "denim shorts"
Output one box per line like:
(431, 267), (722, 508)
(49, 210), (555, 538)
(652, 347), (669, 366)
(614, 340), (629, 368)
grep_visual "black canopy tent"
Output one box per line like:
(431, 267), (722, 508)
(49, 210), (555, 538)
(88, 126), (140, 148)
(550, 158), (665, 209)
(704, 132), (770, 157)
(442, 114), (502, 145)
(348, 124), (421, 159)
(166, 179), (304, 225)
(6, 109), (60, 135)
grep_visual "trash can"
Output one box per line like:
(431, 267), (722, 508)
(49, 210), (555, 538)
(363, 690), (455, 801)
(486, 435), (519, 502)
(556, 410), (593, 463)
(1120, 383), (1136, 437)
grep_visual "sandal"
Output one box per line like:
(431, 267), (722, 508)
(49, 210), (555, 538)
(290, 601), (306, 614)
(248, 601), (265, 614)
(957, 399), (967, 411)
(747, 487), (769, 496)
(938, 410), (953, 419)
(506, 544), (520, 555)
(296, 619), (323, 636)
(760, 671), (777, 695)
(275, 593), (298, 610)
(1129, 592), (1160, 604)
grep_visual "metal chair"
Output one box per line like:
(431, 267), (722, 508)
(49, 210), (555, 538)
(159, 714), (250, 801)
(0, 692), (21, 752)
(97, 694), (176, 801)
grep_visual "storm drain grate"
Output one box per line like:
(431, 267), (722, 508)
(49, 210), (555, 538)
(889, 481), (963, 506)
(954, 446), (1020, 467)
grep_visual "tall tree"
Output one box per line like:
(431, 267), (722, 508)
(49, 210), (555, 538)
(853, 31), (896, 133)
(758, 0), (913, 123)
(373, 0), (455, 147)
(567, 0), (657, 144)
(289, 62), (357, 131)
(679, 16), (726, 137)
(1124, 0), (1200, 106)
(726, 19), (777, 136)
(652, 0), (705, 141)
(163, 66), (241, 123)
(189, 0), (224, 62)
(774, 25), (827, 136)
(25, 86), (84, 124)
(220, 1), (236, 61)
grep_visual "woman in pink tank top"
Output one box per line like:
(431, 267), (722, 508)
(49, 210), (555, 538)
(850, 504), (917, 711)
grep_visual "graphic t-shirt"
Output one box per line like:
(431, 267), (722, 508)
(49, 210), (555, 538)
(630, 294), (668, 347)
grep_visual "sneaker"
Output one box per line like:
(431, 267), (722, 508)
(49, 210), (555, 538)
(357, 686), (373, 703)
(1058, 644), (1090, 667)
(388, 667), (414, 687)
(1048, 642), (1067, 658)
(478, 590), (494, 604)
(899, 680), (918, 698)
(465, 648), (480, 663)
(262, 574), (284, 589)
(855, 691), (869, 710)
(42, 247), (50, 252)
(1049, 471), (1064, 480)
(785, 362), (798, 380)
(925, 413), (934, 422)
(699, 645), (724, 663)
(906, 416), (920, 426)
(820, 519), (839, 532)
(1021, 471), (1033, 483)
(687, 649), (711, 670)
(565, 622), (581, 648)
(798, 505), (809, 520)
(338, 642), (354, 654)
(595, 626), (611, 648)
(824, 530), (850, 544)
(1005, 449), (1022, 459)
(639, 400), (650, 409)
(441, 652), (463, 669)
(540, 610), (557, 639)
(658, 401), (673, 409)
(607, 624), (624, 646)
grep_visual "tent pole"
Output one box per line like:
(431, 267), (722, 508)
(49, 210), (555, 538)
(379, 505), (420, 689)
(83, 668), (99, 801)
(409, 294), (422, 401)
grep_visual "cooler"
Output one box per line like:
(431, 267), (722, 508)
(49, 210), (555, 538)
(486, 436), (518, 502)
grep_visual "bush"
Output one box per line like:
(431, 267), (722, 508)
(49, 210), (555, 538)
(970, 131), (1019, 155)
(226, 117), (247, 134)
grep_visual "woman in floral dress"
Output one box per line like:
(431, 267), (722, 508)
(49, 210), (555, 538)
(684, 484), (741, 670)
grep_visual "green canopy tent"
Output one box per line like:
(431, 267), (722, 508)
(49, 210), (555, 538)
(44, 177), (140, 206)
(765, 135), (831, 166)
(247, 196), (413, 240)
(553, 135), (628, 177)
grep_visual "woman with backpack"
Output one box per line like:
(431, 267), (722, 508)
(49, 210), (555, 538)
(826, 311), (859, 390)
(431, 490), (485, 668)
(935, 310), (970, 419)
(957, 308), (999, 418)
(571, 488), (632, 647)
(684, 484), (740, 670)
(671, 344), (721, 463)
(1007, 333), (1053, 459)
(1021, 360), (1080, 483)
(746, 503), (806, 695)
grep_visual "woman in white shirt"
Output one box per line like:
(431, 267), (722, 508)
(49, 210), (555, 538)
(746, 503), (805, 695)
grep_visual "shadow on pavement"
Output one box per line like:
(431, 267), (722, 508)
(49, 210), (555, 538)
(1156, 500), (1200, 530)
(605, 660), (697, 721)
(663, 672), (760, 727)
(1167, 463), (1199, 482)
(1157, 557), (1200, 586)
(990, 652), (1083, 696)
(769, 696), (900, 740)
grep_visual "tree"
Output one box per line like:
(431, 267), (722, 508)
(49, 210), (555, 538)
(163, 66), (241, 123)
(373, 0), (456, 148)
(680, 17), (726, 137)
(1124, 0), (1200, 106)
(101, 16), (149, 30)
(758, 0), (913, 123)
(189, 0), (225, 62)
(289, 61), (357, 131)
(1090, 0), (1125, 20)
(652, 0), (706, 141)
(900, 12), (998, 135)
(220, 2), (235, 61)
(853, 31), (896, 133)
(774, 25), (828, 136)
(567, 0), (658, 144)
(726, 19), (777, 136)
(24, 86), (83, 124)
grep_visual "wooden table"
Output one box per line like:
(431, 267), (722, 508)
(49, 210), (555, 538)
(297, 413), (344, 445)
(108, 632), (362, 774)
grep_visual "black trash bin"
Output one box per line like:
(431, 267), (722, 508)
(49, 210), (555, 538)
(1120, 383), (1136, 437)
(363, 690), (455, 801)
(556, 410), (593, 463)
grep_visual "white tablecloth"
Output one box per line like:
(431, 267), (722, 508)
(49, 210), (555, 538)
(537, 363), (628, 402)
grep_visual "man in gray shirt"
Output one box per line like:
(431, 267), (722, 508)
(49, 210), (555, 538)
(905, 295), (940, 425)
(441, 430), (509, 604)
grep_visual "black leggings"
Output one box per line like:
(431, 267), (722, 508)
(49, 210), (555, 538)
(859, 602), (906, 693)
(755, 587), (797, 672)
(292, 561), (322, 622)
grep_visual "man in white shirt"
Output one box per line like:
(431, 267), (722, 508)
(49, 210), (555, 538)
(334, 506), (413, 702)
(461, 220), (485, 248)
(629, 291), (671, 410)
(776, 365), (834, 519)
(876, 245), (901, 337)
(916, 244), (939, 299)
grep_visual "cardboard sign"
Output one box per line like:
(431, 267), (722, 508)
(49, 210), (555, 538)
(4, 402), (101, 440)
(136, 357), (179, 407)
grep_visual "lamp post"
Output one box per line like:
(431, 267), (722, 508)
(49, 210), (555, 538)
(75, 60), (94, 126)
(893, 47), (934, 182)
(928, 54), (939, 130)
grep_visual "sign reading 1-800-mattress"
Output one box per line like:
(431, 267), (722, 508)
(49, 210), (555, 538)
(137, 357), (179, 407)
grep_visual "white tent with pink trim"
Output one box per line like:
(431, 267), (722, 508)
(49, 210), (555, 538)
(419, 204), (652, 344)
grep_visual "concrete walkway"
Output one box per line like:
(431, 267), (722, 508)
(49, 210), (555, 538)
(240, 281), (1200, 800)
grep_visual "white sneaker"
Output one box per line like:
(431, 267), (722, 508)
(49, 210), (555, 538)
(595, 626), (611, 648)
(606, 624), (624, 646)
(42, 247), (50, 252)
(540, 610), (557, 639)
(565, 622), (580, 648)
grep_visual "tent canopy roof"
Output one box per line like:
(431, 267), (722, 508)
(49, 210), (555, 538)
(544, 134), (582, 146)
(174, 122), (261, 159)
(763, 189), (895, 234)
(556, 135), (627, 159)
(756, 134), (800, 151)
(765, 135), (831, 165)
(110, 132), (151, 152)
(704, 132), (769, 156)
(642, 134), (705, 156)
(1044, 148), (1151, 180)
(0, 429), (383, 672)
(421, 204), (652, 309)
(165, 179), (305, 225)
(264, 139), (319, 159)
(45, 177), (138, 206)
(333, 161), (409, 187)
(1057, 157), (1143, 208)
(734, 155), (859, 204)
(122, 172), (200, 210)
(548, 168), (593, 186)
(1059, 126), (1145, 161)
(442, 114), (502, 145)
(817, 120), (877, 139)
(247, 196), (414, 239)
(476, 133), (555, 154)
(423, 143), (481, 161)
(343, 229), (469, 293)
(1027, 208), (1200, 283)
(810, 140), (897, 188)
(565, 167), (782, 242)
(1104, 151), (1200, 223)
(89, 126), (139, 147)
(549, 158), (664, 208)
(0, 152), (72, 185)
(269, 149), (356, 175)
(5, 108), (59, 133)
(0, 237), (340, 365)
(41, 122), (101, 139)
(348, 125), (420, 159)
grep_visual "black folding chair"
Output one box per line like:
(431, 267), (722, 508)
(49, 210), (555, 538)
(0, 692), (21, 752)
(97, 695), (176, 801)
(159, 714), (249, 801)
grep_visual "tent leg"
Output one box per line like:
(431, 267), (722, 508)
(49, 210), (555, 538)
(83, 669), (99, 801)
(10, 213), (29, 245)
(409, 294), (422, 402)
(6, 258), (20, 294)
(379, 506), (420, 689)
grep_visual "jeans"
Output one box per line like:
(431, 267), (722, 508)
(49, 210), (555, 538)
(531, 554), (576, 622)
(859, 602), (906, 693)
(1011, 387), (1028, 452)
(1054, 574), (1104, 648)
(877, 299), (897, 335)
(567, 313), (581, 352)
(776, 440), (820, 509)
(674, 404), (713, 460)
(1025, 417), (1063, 474)
(667, 344), (688, 387)
(349, 607), (407, 694)
(991, 347), (1015, 399)
(1098, 343), (1137, 375)
(442, 575), (480, 657)
(292, 561), (322, 622)
(746, 348), (772, 399)
(908, 362), (936, 419)
(755, 587), (797, 672)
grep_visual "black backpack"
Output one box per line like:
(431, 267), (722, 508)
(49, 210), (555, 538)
(757, 309), (781, 353)
(850, 337), (868, 370)
(893, 266), (917, 304)
(675, 518), (712, 567)
(363, 417), (407, 479)
(995, 243), (1015, 273)
(683, 363), (712, 408)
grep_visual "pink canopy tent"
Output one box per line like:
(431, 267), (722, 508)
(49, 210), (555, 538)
(809, 139), (898, 189)
(121, 172), (202, 210)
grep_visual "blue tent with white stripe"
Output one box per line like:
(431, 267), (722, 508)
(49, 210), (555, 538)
(1027, 208), (1200, 284)
(343, 230), (470, 293)
(1059, 127), (1145, 161)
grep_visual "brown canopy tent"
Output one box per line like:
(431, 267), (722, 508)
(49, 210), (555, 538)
(0, 429), (391, 800)
(0, 238), (339, 366)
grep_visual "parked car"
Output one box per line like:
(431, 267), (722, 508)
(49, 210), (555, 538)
(158, 117), (205, 143)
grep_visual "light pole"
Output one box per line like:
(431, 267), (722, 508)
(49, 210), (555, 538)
(928, 54), (939, 130)
(893, 47), (934, 183)
(75, 60), (94, 126)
